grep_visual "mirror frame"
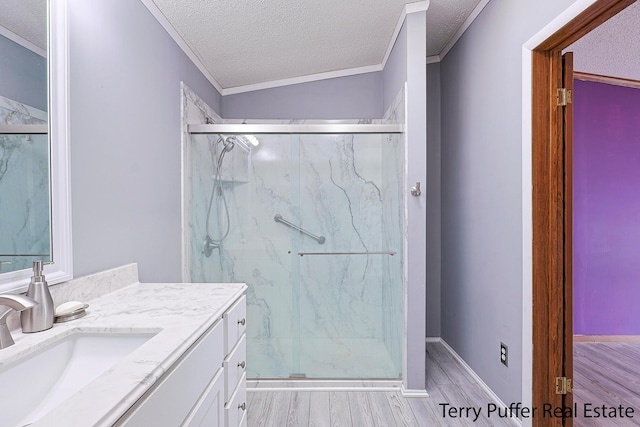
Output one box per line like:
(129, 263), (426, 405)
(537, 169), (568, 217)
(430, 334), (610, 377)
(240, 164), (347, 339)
(0, 0), (72, 293)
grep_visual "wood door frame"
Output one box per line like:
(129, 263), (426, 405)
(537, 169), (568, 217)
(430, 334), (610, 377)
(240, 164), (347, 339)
(531, 1), (634, 424)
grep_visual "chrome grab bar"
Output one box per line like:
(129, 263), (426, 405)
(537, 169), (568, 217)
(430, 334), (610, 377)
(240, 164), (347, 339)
(274, 214), (326, 244)
(298, 251), (396, 256)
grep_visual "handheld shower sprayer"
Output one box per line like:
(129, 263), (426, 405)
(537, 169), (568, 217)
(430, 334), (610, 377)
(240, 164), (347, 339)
(221, 136), (236, 152)
(203, 135), (237, 257)
(203, 134), (260, 257)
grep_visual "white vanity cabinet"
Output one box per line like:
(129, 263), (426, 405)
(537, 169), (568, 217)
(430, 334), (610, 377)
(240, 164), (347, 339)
(113, 294), (246, 427)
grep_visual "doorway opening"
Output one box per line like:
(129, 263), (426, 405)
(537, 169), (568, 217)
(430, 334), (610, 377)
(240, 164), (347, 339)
(531, 1), (636, 425)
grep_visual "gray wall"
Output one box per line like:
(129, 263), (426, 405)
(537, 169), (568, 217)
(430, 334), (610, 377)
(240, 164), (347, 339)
(222, 72), (383, 119)
(0, 33), (47, 111)
(67, 0), (221, 282)
(426, 62), (441, 338)
(440, 0), (575, 404)
(382, 22), (407, 115)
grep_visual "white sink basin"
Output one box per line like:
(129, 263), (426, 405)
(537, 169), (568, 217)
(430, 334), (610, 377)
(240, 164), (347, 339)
(0, 332), (156, 427)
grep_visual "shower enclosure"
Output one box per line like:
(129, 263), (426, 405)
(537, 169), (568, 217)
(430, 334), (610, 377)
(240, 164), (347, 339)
(0, 96), (50, 273)
(188, 123), (404, 380)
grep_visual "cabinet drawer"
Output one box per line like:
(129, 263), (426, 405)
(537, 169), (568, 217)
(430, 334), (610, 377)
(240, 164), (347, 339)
(114, 321), (224, 427)
(224, 334), (246, 402)
(183, 367), (224, 427)
(224, 372), (247, 427)
(224, 295), (246, 354)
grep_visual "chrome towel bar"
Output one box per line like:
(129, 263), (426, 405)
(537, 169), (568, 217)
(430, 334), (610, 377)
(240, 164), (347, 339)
(298, 251), (396, 256)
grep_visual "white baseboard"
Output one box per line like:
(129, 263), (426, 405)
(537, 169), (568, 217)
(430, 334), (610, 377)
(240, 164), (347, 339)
(401, 385), (429, 398)
(428, 338), (523, 427)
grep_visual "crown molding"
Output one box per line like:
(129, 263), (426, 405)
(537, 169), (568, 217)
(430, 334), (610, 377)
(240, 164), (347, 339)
(0, 24), (46, 57)
(138, 0), (224, 94)
(426, 55), (441, 64)
(139, 0), (490, 95)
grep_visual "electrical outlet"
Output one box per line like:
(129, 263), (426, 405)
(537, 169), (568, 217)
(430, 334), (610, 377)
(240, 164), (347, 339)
(500, 342), (508, 367)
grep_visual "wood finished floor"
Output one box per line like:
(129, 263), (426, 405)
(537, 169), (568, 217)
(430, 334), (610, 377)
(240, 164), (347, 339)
(574, 342), (640, 427)
(247, 342), (517, 426)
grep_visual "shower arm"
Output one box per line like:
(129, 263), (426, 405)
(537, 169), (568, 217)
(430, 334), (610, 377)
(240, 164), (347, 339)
(274, 214), (325, 244)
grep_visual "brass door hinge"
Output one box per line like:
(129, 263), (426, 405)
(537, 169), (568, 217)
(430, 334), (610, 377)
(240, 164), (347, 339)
(555, 376), (573, 394)
(557, 88), (572, 106)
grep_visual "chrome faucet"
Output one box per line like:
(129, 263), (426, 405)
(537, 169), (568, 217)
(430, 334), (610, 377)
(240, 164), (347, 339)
(0, 294), (38, 349)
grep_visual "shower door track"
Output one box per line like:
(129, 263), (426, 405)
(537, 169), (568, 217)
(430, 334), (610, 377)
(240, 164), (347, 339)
(187, 123), (404, 134)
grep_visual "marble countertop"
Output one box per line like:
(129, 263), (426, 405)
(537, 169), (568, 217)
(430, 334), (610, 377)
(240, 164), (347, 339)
(0, 265), (246, 427)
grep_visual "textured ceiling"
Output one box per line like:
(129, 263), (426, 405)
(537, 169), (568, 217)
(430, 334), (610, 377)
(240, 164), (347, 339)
(0, 0), (484, 90)
(425, 0), (482, 56)
(0, 0), (46, 50)
(567, 1), (640, 81)
(151, 0), (483, 89)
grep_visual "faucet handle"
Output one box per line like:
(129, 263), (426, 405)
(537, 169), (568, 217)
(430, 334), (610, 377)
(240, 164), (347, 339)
(0, 309), (17, 349)
(0, 310), (17, 350)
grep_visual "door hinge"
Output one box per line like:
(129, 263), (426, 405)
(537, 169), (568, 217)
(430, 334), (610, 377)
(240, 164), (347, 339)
(555, 376), (573, 394)
(557, 88), (572, 106)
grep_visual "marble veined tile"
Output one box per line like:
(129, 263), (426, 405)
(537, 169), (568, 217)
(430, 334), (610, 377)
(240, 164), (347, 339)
(247, 337), (399, 379)
(0, 95), (49, 272)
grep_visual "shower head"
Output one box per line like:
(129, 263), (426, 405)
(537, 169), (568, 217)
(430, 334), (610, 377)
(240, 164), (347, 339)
(225, 135), (260, 151)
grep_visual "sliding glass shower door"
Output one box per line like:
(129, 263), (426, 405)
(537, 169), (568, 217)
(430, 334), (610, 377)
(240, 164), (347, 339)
(291, 133), (403, 379)
(190, 130), (403, 380)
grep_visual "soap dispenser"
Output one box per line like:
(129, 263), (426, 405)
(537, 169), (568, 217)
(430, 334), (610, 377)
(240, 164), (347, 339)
(21, 260), (54, 332)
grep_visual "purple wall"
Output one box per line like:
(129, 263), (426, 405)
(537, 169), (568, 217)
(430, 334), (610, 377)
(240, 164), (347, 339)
(573, 79), (640, 335)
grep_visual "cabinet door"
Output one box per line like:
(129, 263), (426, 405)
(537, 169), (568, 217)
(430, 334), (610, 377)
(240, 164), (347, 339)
(224, 295), (247, 354)
(224, 372), (247, 427)
(113, 321), (224, 427)
(183, 368), (224, 427)
(224, 334), (247, 402)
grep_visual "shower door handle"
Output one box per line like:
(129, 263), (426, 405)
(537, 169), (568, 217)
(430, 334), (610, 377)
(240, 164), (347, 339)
(298, 251), (396, 256)
(274, 214), (326, 244)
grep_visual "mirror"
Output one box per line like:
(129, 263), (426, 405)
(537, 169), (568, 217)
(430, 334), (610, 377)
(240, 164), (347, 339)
(0, 0), (72, 292)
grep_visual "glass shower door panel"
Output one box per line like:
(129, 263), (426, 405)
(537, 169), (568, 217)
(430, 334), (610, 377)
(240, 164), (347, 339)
(295, 133), (403, 379)
(190, 133), (298, 378)
(0, 132), (50, 271)
(242, 133), (300, 378)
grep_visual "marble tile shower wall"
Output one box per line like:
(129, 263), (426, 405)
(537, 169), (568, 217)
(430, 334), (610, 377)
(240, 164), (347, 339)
(187, 85), (405, 379)
(0, 96), (49, 272)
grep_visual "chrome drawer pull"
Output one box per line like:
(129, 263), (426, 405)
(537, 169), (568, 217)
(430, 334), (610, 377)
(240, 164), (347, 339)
(238, 402), (246, 411)
(237, 318), (246, 326)
(238, 361), (246, 369)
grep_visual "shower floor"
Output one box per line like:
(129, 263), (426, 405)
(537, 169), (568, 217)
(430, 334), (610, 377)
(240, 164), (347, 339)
(247, 337), (400, 380)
